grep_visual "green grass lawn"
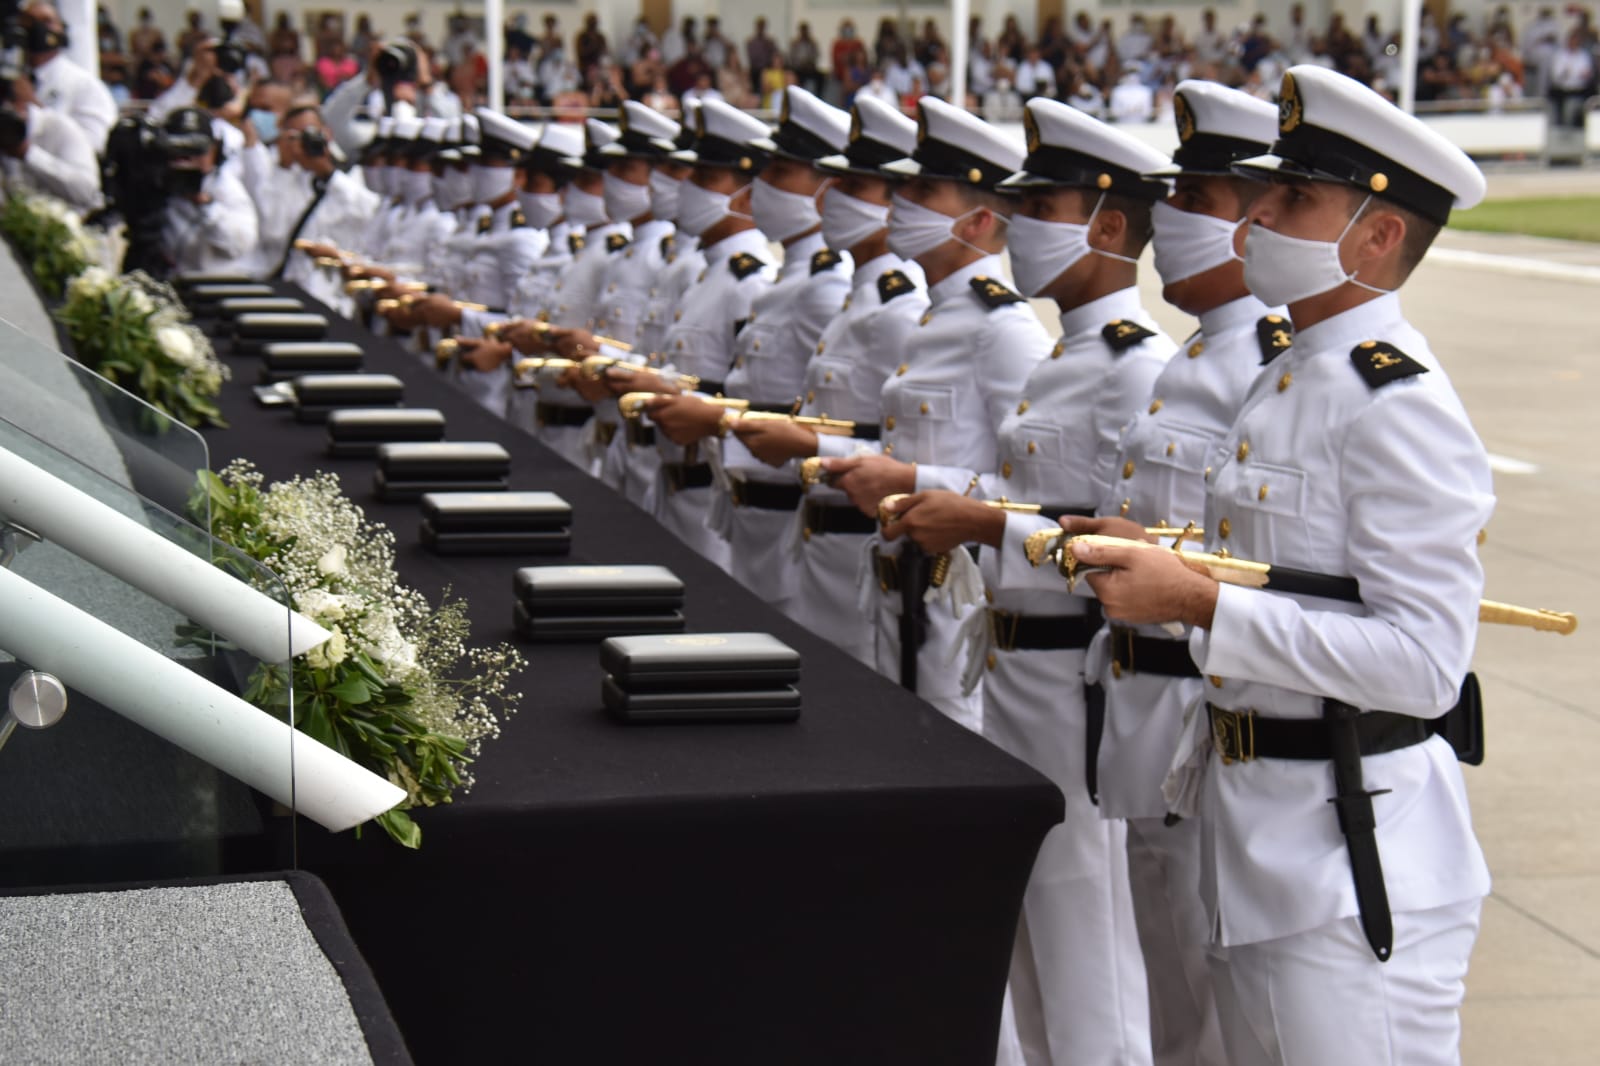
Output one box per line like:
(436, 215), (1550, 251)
(1448, 197), (1600, 243)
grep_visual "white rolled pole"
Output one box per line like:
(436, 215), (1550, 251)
(0, 444), (329, 663)
(1398, 0), (1421, 114)
(0, 565), (404, 832)
(485, 0), (505, 111)
(950, 0), (970, 109)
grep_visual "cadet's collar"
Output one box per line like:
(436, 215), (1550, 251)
(781, 230), (827, 280)
(1198, 293), (1274, 338)
(702, 226), (769, 263)
(631, 217), (674, 243)
(584, 219), (630, 243)
(492, 199), (520, 224)
(852, 252), (904, 288)
(1287, 291), (1403, 360)
(930, 253), (1005, 306)
(1058, 285), (1144, 341)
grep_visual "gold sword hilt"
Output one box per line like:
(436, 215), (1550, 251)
(435, 338), (460, 369)
(1478, 600), (1578, 635)
(799, 456), (827, 487)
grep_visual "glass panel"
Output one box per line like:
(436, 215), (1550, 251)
(0, 415), (298, 887)
(0, 312), (210, 520)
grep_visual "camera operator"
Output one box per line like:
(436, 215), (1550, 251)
(276, 106), (378, 299)
(0, 63), (100, 212)
(16, 0), (116, 151)
(148, 32), (247, 129)
(366, 39), (421, 122)
(157, 105), (257, 275)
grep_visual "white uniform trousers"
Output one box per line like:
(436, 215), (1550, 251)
(656, 482), (731, 571)
(725, 501), (799, 619)
(868, 585), (983, 731)
(1126, 814), (1226, 1066)
(604, 432), (660, 508)
(982, 648), (1151, 1066)
(454, 365), (510, 419)
(793, 528), (874, 667)
(1207, 898), (1480, 1066)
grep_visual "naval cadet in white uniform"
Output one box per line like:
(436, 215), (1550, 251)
(882, 98), (1174, 1066)
(822, 96), (1047, 730)
(731, 96), (926, 662)
(1069, 65), (1495, 1066)
(1061, 81), (1283, 1066)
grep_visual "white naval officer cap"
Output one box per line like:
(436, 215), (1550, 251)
(457, 113), (482, 159)
(599, 100), (682, 159)
(475, 107), (538, 161)
(1235, 65), (1485, 224)
(376, 116), (396, 139)
(817, 95), (917, 177)
(391, 115), (427, 160)
(564, 118), (620, 170)
(1146, 80), (1278, 178)
(751, 86), (850, 162)
(1000, 97), (1169, 200)
(668, 98), (773, 171)
(882, 96), (1024, 193)
(524, 121), (585, 174)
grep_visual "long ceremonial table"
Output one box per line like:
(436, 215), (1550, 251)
(208, 283), (1064, 1064)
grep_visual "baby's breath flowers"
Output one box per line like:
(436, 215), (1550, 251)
(191, 461), (524, 848)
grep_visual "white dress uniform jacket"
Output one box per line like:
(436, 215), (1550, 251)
(976, 286), (1171, 1066)
(650, 227), (776, 569)
(1184, 291), (1493, 948)
(793, 254), (927, 663)
(31, 51), (116, 150)
(283, 168), (382, 307)
(451, 201), (550, 415)
(239, 142), (310, 277)
(716, 232), (850, 609)
(160, 166), (260, 275)
(867, 254), (1047, 727)
(6, 102), (101, 212)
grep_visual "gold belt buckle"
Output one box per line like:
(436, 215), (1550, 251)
(1210, 706), (1255, 765)
(729, 477), (749, 508)
(1110, 625), (1135, 679)
(872, 547), (898, 593)
(988, 608), (1021, 653)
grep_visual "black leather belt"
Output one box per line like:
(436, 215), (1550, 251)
(746, 400), (796, 414)
(802, 500), (876, 537)
(1109, 625), (1201, 678)
(1207, 703), (1431, 765)
(851, 423), (881, 441)
(698, 378), (726, 396)
(535, 402), (593, 428)
(661, 461), (713, 493)
(730, 478), (802, 510)
(625, 421), (657, 447)
(989, 610), (1099, 652)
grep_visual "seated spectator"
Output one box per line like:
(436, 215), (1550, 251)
(589, 60), (628, 109)
(1107, 69), (1154, 122)
(643, 73), (677, 115)
(316, 39), (359, 96)
(1014, 45), (1055, 98)
(856, 67), (897, 107)
(760, 52), (788, 109)
(716, 50), (753, 108)
(969, 39), (996, 97)
(1118, 15), (1153, 64)
(883, 47), (926, 99)
(1061, 68), (1104, 118)
(831, 19), (868, 100)
(629, 46), (664, 100)
(681, 70), (724, 107)
(129, 6), (163, 61)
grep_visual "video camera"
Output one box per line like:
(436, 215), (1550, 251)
(215, 42), (246, 75)
(375, 41), (418, 86)
(99, 108), (220, 276)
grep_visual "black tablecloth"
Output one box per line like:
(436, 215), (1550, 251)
(209, 284), (1064, 1065)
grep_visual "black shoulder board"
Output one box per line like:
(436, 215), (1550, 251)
(660, 233), (676, 260)
(568, 233), (586, 254)
(878, 270), (914, 303)
(606, 232), (630, 253)
(810, 248), (843, 275)
(729, 251), (765, 280)
(476, 214), (493, 234)
(1350, 340), (1428, 388)
(1256, 314), (1294, 364)
(1102, 319), (1156, 353)
(969, 275), (1023, 309)
(511, 208), (527, 229)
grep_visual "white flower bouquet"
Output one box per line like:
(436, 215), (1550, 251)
(188, 460), (525, 848)
(0, 189), (103, 299)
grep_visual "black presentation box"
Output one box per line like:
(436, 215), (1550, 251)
(292, 374), (404, 423)
(232, 312), (330, 355)
(185, 282), (274, 313)
(326, 408), (445, 457)
(262, 342), (365, 383)
(513, 564), (685, 641)
(419, 491), (570, 556)
(218, 297), (307, 320)
(599, 632), (802, 724)
(374, 442), (510, 502)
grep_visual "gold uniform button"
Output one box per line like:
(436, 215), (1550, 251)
(748, 313), (757, 324)
(1210, 675), (1224, 689)
(884, 444), (894, 455)
(675, 340), (685, 351)
(807, 391), (816, 404)
(919, 401), (930, 415)
(802, 527), (812, 542)
(1149, 399), (1163, 414)
(1120, 498), (1131, 516)
(986, 653), (997, 671)
(984, 588), (995, 604)
(1112, 661), (1124, 679)
(1027, 441), (1038, 455)
(919, 312), (933, 326)
(1050, 341), (1065, 359)
(607, 284), (617, 292)
(885, 415), (895, 430)
(674, 310), (683, 321)
(1122, 460), (1135, 479)
(1187, 340), (1205, 358)
(1204, 465), (1213, 481)
(1237, 441), (1250, 461)
(815, 341), (825, 354)
(842, 296), (852, 310)
(734, 358), (744, 369)
(1219, 517), (1232, 539)
(896, 363), (908, 376)
(1001, 461), (1013, 478)
(1259, 484), (1270, 501)
(752, 340), (761, 351)
(1166, 442), (1176, 456)
(1017, 400), (1029, 415)
(697, 270), (706, 282)
(1278, 372), (1292, 392)
(824, 371), (833, 383)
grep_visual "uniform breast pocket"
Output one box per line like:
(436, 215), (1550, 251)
(1143, 422), (1213, 475)
(1228, 461), (1314, 564)
(806, 356), (857, 416)
(895, 383), (956, 456)
(1013, 420), (1067, 465)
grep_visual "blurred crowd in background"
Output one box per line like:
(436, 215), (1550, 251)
(76, 2), (1600, 128)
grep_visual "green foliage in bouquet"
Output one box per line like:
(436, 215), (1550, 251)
(0, 191), (100, 299)
(56, 268), (231, 429)
(189, 461), (525, 848)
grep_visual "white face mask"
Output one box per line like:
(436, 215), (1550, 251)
(677, 180), (750, 237)
(1243, 194), (1389, 307)
(1004, 193), (1135, 297)
(434, 167), (472, 209)
(751, 176), (823, 242)
(603, 171), (654, 223)
(649, 170), (681, 221)
(886, 193), (1002, 263)
(821, 186), (890, 252)
(364, 164), (388, 197)
(403, 168), (434, 205)
(1151, 199), (1243, 286)
(516, 190), (563, 229)
(562, 183), (609, 228)
(470, 164), (516, 205)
